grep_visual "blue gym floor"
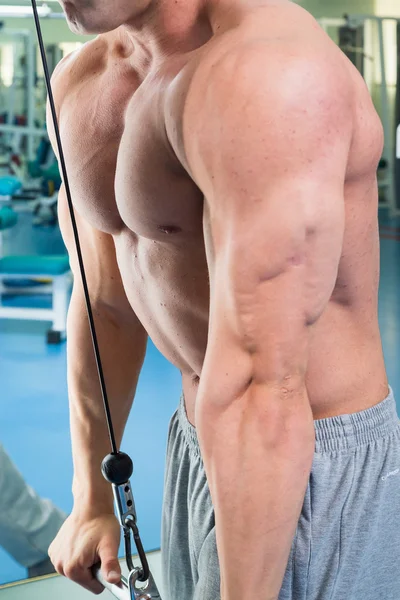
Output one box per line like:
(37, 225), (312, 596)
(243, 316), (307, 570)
(0, 210), (399, 585)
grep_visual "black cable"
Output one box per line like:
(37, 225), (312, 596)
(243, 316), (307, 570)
(30, 0), (118, 456)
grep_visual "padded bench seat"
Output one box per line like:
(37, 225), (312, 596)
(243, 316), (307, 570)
(0, 255), (70, 275)
(0, 255), (71, 343)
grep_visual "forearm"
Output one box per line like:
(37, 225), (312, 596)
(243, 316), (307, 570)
(67, 288), (147, 513)
(196, 384), (315, 600)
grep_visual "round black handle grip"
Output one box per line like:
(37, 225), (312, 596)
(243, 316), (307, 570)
(101, 452), (133, 485)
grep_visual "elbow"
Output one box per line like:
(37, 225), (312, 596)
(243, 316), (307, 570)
(250, 380), (315, 447)
(197, 375), (315, 451)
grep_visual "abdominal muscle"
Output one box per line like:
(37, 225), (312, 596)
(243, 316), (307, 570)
(114, 231), (388, 428)
(114, 230), (210, 383)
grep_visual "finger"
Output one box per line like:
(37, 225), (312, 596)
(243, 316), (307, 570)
(49, 550), (64, 577)
(48, 541), (63, 573)
(98, 540), (121, 584)
(48, 541), (57, 563)
(64, 563), (104, 595)
(80, 570), (105, 595)
(52, 561), (65, 577)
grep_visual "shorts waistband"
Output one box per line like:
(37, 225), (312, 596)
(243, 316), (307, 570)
(313, 387), (398, 452)
(177, 387), (399, 455)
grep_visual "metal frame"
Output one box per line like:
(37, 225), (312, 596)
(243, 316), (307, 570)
(0, 28), (38, 161)
(318, 15), (400, 218)
(0, 204), (71, 337)
(0, 24), (67, 336)
(0, 270), (71, 337)
(0, 124), (48, 138)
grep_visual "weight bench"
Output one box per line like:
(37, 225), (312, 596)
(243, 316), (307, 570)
(0, 254), (71, 344)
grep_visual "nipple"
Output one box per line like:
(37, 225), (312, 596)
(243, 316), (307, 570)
(157, 225), (182, 235)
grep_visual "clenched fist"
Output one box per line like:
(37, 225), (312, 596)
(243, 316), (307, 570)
(49, 509), (121, 594)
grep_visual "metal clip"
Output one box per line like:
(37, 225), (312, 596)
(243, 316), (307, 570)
(93, 565), (162, 600)
(92, 460), (162, 599)
(127, 568), (162, 600)
(113, 480), (150, 582)
(112, 479), (137, 527)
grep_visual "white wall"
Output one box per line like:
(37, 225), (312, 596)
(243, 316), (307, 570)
(375, 0), (400, 16)
(296, 0), (375, 18)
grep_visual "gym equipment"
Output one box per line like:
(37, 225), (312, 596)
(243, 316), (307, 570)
(0, 205), (18, 230)
(0, 550), (163, 599)
(94, 565), (161, 600)
(339, 17), (365, 76)
(32, 194), (58, 227)
(0, 127), (61, 227)
(318, 14), (400, 218)
(0, 205), (71, 343)
(0, 176), (22, 198)
(32, 2), (163, 598)
(0, 28), (36, 161)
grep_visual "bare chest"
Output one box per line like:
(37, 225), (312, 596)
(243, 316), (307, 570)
(60, 69), (204, 240)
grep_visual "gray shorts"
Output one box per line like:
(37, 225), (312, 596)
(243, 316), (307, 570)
(161, 387), (400, 600)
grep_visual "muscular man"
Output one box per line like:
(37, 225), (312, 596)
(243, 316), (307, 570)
(47, 1), (396, 599)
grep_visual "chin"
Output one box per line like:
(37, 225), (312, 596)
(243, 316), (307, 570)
(65, 17), (102, 35)
(63, 6), (84, 33)
(67, 14), (121, 35)
(66, 17), (84, 34)
(62, 5), (95, 34)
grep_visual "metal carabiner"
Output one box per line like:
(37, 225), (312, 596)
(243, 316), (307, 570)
(92, 493), (162, 600)
(93, 565), (162, 600)
(124, 516), (150, 582)
(127, 568), (162, 600)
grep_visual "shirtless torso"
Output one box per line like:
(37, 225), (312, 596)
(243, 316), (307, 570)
(51, 0), (387, 427)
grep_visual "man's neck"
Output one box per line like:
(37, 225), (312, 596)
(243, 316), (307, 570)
(119, 0), (223, 71)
